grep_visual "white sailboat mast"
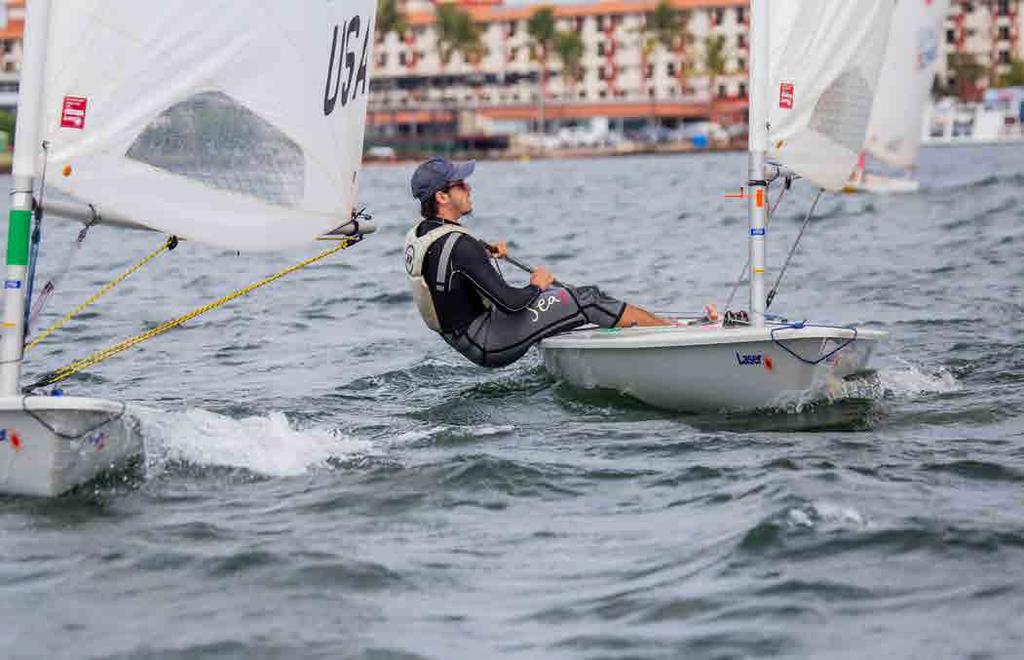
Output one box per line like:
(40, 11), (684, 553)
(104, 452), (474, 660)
(1, 0), (51, 395)
(747, 0), (769, 328)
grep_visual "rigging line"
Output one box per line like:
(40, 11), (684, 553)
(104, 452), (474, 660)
(765, 188), (824, 311)
(24, 236), (362, 391)
(723, 179), (790, 310)
(26, 212), (96, 334)
(24, 141), (50, 338)
(24, 234), (179, 353)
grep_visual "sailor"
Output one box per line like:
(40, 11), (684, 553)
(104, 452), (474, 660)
(404, 156), (683, 368)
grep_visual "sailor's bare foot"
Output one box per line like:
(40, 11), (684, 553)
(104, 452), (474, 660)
(616, 304), (672, 327)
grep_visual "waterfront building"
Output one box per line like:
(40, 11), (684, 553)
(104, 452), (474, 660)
(369, 0), (1024, 148)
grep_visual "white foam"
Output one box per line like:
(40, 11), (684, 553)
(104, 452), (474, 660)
(131, 405), (374, 478)
(785, 501), (868, 530)
(389, 424), (516, 446)
(797, 359), (962, 406)
(875, 359), (961, 397)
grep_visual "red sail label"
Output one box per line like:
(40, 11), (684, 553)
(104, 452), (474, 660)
(778, 82), (794, 110)
(60, 96), (88, 130)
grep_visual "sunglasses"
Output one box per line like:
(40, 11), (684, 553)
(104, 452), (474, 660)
(443, 180), (470, 192)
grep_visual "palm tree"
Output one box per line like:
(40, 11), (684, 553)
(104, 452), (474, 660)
(640, 1), (693, 129)
(376, 0), (407, 41)
(435, 4), (486, 67)
(375, 0), (408, 141)
(947, 52), (986, 101)
(527, 7), (558, 134)
(702, 34), (727, 123)
(998, 57), (1024, 88)
(554, 30), (584, 100)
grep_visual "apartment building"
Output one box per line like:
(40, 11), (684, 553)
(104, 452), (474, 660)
(369, 0), (1024, 140)
(0, 0), (23, 73)
(942, 0), (1023, 92)
(371, 0), (750, 138)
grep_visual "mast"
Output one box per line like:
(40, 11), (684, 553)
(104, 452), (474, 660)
(2, 0), (51, 395)
(747, 0), (769, 328)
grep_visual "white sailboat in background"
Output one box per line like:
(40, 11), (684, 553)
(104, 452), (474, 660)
(541, 0), (893, 412)
(846, 0), (949, 194)
(0, 0), (377, 496)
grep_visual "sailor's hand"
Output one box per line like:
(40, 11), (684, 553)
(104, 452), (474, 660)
(486, 241), (508, 259)
(704, 303), (720, 322)
(530, 267), (555, 290)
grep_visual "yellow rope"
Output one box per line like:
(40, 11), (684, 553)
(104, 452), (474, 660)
(26, 236), (178, 352)
(35, 237), (359, 388)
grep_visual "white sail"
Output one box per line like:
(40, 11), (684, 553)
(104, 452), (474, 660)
(766, 0), (896, 191)
(864, 0), (949, 169)
(38, 1), (376, 251)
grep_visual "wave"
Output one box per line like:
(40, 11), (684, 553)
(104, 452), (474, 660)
(133, 405), (374, 479)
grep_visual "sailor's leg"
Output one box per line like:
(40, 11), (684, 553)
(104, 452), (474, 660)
(569, 285), (670, 328)
(616, 304), (672, 327)
(446, 288), (587, 368)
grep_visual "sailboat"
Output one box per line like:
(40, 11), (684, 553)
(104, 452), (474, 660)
(540, 0), (893, 412)
(845, 0), (949, 194)
(0, 0), (377, 497)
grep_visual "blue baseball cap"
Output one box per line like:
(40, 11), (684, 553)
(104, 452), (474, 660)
(410, 156), (476, 202)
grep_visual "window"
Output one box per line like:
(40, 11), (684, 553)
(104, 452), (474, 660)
(738, 82), (747, 97)
(597, 42), (605, 56)
(947, 29), (956, 44)
(998, 0), (1010, 16)
(736, 7), (746, 23)
(713, 8), (724, 25)
(648, 87), (656, 98)
(667, 62), (677, 77)
(596, 15), (605, 31)
(599, 89), (607, 98)
(376, 54), (387, 67)
(738, 58), (746, 71)
(645, 63), (654, 79)
(999, 26), (1011, 40)
(718, 84), (727, 98)
(399, 52), (408, 66)
(508, 21), (517, 37)
(598, 65), (607, 80)
(999, 50), (1011, 64)
(738, 34), (746, 48)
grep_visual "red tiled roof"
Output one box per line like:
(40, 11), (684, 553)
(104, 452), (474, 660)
(407, 0), (746, 26)
(0, 18), (23, 41)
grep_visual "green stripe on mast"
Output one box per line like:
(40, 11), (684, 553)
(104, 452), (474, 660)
(6, 209), (31, 266)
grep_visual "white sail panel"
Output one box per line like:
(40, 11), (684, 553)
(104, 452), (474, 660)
(766, 0), (895, 191)
(864, 0), (949, 169)
(39, 1), (376, 251)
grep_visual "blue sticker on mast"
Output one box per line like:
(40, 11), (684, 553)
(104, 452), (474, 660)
(4, 280), (22, 289)
(750, 228), (766, 236)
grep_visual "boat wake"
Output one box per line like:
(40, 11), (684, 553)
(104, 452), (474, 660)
(831, 360), (960, 402)
(132, 406), (374, 479)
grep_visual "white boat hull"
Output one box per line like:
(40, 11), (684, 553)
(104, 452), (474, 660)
(844, 173), (919, 195)
(0, 396), (140, 497)
(540, 323), (885, 412)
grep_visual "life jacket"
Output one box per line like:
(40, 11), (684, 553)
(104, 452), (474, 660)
(403, 222), (474, 332)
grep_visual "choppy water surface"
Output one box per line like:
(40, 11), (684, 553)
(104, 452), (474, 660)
(2, 145), (1022, 659)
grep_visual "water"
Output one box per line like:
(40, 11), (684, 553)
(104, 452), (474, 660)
(2, 145), (1022, 659)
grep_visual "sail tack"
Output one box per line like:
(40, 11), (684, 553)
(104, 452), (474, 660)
(864, 0), (949, 169)
(39, 1), (376, 250)
(765, 0), (896, 191)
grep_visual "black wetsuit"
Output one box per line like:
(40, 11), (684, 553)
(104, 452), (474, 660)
(415, 218), (626, 367)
